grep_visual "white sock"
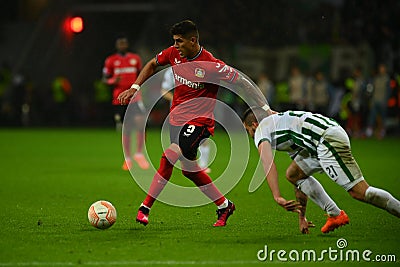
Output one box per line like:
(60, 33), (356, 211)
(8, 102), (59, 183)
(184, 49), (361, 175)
(218, 199), (229, 209)
(198, 144), (210, 168)
(365, 186), (400, 218)
(296, 176), (341, 216)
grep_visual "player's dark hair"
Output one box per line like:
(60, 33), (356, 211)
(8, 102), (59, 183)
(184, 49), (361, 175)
(170, 20), (199, 40)
(115, 33), (128, 41)
(242, 106), (269, 126)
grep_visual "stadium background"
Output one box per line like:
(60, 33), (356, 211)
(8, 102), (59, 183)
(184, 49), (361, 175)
(1, 1), (400, 266)
(0, 0), (399, 132)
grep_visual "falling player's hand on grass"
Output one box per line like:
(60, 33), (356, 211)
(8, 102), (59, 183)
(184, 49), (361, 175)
(299, 216), (315, 234)
(275, 197), (302, 213)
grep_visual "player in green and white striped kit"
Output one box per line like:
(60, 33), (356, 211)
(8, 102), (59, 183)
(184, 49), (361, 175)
(243, 107), (400, 233)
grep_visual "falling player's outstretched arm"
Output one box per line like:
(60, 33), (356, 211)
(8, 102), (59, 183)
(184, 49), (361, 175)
(258, 141), (301, 213)
(117, 57), (159, 104)
(295, 188), (316, 234)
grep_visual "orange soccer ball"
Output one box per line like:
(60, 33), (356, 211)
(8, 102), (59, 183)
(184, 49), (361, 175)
(88, 200), (117, 229)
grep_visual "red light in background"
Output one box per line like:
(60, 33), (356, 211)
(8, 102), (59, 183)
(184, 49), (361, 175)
(69, 17), (83, 33)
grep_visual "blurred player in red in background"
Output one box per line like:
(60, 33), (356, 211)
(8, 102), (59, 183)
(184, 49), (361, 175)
(103, 34), (149, 171)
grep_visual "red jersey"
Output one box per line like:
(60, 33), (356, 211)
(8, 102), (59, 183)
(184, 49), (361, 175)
(156, 46), (238, 134)
(103, 52), (142, 105)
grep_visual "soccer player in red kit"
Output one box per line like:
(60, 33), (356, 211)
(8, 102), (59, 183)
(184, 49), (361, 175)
(103, 35), (149, 170)
(118, 20), (243, 227)
(118, 20), (271, 227)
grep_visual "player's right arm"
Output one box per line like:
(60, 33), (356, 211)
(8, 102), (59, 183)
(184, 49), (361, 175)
(102, 57), (120, 86)
(102, 73), (120, 86)
(117, 57), (159, 105)
(132, 57), (159, 87)
(258, 141), (301, 213)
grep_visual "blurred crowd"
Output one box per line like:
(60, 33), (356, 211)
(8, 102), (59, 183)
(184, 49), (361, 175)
(0, 0), (399, 139)
(1, 59), (400, 139)
(253, 63), (400, 139)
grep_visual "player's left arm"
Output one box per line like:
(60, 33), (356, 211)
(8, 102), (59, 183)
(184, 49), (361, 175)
(295, 187), (315, 234)
(215, 62), (271, 112)
(258, 141), (301, 213)
(236, 73), (272, 112)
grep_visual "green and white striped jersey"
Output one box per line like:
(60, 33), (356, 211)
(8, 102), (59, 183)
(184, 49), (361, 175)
(254, 111), (339, 156)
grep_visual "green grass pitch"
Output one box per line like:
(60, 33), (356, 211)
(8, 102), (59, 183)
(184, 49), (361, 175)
(0, 128), (399, 266)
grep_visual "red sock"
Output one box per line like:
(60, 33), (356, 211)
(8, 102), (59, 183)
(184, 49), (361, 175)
(142, 149), (180, 208)
(136, 131), (145, 154)
(182, 170), (226, 206)
(122, 134), (131, 158)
